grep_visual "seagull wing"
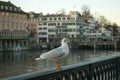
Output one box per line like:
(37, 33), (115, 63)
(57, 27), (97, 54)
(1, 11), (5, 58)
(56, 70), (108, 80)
(40, 46), (65, 59)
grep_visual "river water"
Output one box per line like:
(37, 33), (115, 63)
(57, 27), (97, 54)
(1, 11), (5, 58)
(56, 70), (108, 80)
(0, 49), (119, 79)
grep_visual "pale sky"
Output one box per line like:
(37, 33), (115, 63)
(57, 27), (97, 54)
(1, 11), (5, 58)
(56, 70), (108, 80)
(1, 0), (120, 25)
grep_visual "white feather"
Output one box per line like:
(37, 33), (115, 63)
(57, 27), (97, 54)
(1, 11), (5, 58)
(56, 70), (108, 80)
(35, 38), (69, 60)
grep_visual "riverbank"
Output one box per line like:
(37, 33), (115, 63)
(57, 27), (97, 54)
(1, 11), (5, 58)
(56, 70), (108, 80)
(1, 40), (120, 51)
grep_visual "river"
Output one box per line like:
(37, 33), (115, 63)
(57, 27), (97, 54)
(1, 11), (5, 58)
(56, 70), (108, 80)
(0, 49), (119, 79)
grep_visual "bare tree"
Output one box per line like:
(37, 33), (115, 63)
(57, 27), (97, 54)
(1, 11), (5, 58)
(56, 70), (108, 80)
(112, 23), (119, 36)
(56, 8), (66, 14)
(81, 5), (91, 20)
(97, 15), (108, 27)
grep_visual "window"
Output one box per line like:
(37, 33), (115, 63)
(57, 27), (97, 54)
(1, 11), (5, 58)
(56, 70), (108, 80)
(67, 17), (70, 20)
(58, 18), (61, 20)
(1, 5), (3, 10)
(54, 18), (57, 20)
(57, 23), (60, 26)
(39, 32), (47, 35)
(48, 23), (56, 26)
(39, 27), (42, 30)
(48, 35), (55, 38)
(18, 8), (21, 12)
(39, 23), (42, 25)
(43, 27), (47, 30)
(10, 7), (12, 11)
(43, 22), (47, 25)
(7, 21), (9, 24)
(5, 6), (8, 10)
(42, 18), (47, 20)
(14, 8), (17, 11)
(49, 18), (52, 20)
(62, 17), (66, 20)
(2, 21), (5, 23)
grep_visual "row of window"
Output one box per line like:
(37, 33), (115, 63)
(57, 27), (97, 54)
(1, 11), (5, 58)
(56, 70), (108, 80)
(41, 17), (74, 21)
(2, 16), (26, 21)
(39, 28), (81, 32)
(39, 32), (47, 35)
(2, 20), (26, 24)
(28, 24), (36, 27)
(39, 34), (75, 38)
(2, 24), (26, 30)
(39, 22), (82, 26)
(2, 12), (27, 18)
(0, 5), (21, 12)
(39, 27), (47, 30)
(48, 34), (75, 38)
(39, 28), (80, 32)
(0, 32), (27, 37)
(48, 29), (80, 32)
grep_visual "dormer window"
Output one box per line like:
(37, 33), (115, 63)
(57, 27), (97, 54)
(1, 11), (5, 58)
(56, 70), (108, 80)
(5, 6), (8, 10)
(18, 7), (21, 12)
(14, 8), (17, 11)
(10, 7), (12, 11)
(1, 5), (3, 10)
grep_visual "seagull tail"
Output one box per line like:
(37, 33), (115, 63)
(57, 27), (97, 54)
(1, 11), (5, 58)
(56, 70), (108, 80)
(35, 57), (46, 60)
(35, 57), (41, 60)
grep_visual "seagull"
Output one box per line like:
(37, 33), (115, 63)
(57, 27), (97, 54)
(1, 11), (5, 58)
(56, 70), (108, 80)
(35, 38), (70, 70)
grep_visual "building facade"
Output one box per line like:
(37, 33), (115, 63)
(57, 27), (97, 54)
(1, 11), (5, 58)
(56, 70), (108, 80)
(27, 12), (40, 44)
(0, 1), (28, 50)
(38, 11), (86, 43)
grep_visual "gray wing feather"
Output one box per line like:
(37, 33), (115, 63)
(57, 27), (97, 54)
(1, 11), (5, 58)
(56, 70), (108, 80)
(40, 46), (65, 59)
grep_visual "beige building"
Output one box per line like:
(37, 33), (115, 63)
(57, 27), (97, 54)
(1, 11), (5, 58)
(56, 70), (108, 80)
(0, 1), (28, 50)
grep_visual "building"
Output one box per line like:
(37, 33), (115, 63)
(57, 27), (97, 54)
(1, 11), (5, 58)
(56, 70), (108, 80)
(87, 17), (97, 28)
(27, 12), (40, 44)
(0, 1), (28, 50)
(38, 11), (86, 43)
(99, 27), (112, 36)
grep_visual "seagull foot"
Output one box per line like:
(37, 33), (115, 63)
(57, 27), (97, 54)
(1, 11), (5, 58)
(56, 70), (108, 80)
(54, 60), (61, 71)
(56, 65), (61, 71)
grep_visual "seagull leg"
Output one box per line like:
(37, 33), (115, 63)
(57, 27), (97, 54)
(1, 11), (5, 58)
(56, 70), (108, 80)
(54, 59), (61, 70)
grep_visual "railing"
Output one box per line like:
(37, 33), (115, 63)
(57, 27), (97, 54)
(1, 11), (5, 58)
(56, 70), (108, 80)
(0, 36), (28, 39)
(4, 54), (120, 80)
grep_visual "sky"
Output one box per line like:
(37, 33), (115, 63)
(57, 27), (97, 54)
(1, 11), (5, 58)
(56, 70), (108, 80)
(1, 0), (120, 25)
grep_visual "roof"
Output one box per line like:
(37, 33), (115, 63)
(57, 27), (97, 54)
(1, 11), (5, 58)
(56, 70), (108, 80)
(0, 1), (27, 14)
(44, 14), (70, 17)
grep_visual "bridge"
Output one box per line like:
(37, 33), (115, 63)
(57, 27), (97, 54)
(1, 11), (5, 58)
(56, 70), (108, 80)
(48, 40), (118, 49)
(4, 53), (120, 80)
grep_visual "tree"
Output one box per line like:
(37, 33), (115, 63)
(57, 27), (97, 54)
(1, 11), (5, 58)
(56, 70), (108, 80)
(81, 5), (91, 21)
(97, 15), (108, 27)
(112, 23), (119, 36)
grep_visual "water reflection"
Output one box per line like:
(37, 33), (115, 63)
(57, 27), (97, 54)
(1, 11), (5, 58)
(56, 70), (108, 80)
(0, 49), (118, 79)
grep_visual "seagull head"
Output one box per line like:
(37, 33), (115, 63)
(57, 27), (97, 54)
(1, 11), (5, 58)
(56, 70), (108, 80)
(61, 38), (70, 45)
